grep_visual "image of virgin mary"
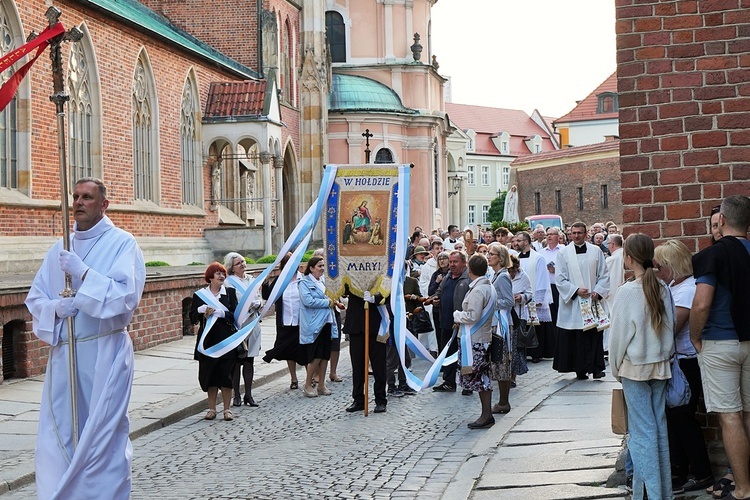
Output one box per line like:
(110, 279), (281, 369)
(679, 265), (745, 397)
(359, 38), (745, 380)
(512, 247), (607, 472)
(353, 201), (372, 232)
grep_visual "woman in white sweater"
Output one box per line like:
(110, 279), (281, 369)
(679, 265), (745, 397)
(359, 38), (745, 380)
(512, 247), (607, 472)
(609, 234), (675, 500)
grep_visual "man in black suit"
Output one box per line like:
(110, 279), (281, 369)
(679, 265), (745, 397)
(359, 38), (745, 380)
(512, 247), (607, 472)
(343, 286), (388, 413)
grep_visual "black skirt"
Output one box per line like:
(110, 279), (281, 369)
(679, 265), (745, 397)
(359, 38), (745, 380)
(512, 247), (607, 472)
(263, 324), (307, 366)
(302, 323), (333, 364)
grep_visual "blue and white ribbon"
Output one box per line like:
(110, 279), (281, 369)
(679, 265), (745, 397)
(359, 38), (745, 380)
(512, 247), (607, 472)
(194, 287), (231, 355)
(198, 165), (339, 357)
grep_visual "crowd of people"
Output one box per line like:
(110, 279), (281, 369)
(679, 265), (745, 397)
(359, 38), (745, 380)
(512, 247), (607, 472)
(188, 196), (750, 499)
(22, 174), (750, 500)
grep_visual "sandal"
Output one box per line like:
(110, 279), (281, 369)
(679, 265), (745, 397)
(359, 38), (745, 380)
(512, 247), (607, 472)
(223, 409), (234, 421)
(204, 409), (217, 420)
(710, 478), (734, 495)
(290, 380), (299, 390)
(717, 484), (736, 499)
(330, 375), (343, 382)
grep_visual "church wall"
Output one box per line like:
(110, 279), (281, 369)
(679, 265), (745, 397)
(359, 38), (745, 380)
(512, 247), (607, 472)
(5, 1), (251, 241)
(138, 0), (261, 70)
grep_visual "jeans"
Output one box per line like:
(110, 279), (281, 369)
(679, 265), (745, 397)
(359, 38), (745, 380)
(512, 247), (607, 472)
(622, 377), (673, 500)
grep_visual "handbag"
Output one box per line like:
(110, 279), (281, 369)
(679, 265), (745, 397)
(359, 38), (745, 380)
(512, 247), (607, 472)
(407, 308), (433, 334)
(236, 337), (248, 358)
(511, 307), (538, 349)
(611, 388), (628, 435)
(666, 355), (691, 408)
(490, 331), (503, 363)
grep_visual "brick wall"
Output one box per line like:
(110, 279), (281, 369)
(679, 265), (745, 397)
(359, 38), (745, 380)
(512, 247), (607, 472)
(0, 0), (270, 239)
(0, 269), (206, 383)
(514, 147), (622, 228)
(140, 0), (261, 70)
(616, 0), (750, 251)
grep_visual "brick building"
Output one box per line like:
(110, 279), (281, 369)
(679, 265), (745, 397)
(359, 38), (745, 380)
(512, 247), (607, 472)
(616, 0), (750, 251)
(512, 140), (622, 227)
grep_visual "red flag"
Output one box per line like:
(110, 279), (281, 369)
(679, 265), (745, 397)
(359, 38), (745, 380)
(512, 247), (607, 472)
(0, 22), (65, 112)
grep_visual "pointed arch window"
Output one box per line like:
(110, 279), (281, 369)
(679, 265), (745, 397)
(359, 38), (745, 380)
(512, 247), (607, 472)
(181, 78), (201, 205)
(132, 54), (158, 202)
(68, 41), (92, 185)
(325, 11), (346, 63)
(282, 20), (293, 104)
(0, 6), (17, 190)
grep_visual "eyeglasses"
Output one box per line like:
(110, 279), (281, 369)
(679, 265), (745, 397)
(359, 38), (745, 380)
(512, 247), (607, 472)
(488, 251), (500, 256)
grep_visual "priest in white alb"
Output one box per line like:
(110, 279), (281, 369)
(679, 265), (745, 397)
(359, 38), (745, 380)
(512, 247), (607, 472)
(514, 231), (553, 361)
(552, 222), (610, 380)
(25, 178), (146, 500)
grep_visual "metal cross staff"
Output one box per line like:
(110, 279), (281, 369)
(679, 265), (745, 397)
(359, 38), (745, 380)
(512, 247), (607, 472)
(43, 5), (84, 450)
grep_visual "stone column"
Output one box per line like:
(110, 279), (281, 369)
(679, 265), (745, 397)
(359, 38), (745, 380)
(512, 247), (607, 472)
(273, 155), (285, 248)
(260, 152), (273, 254)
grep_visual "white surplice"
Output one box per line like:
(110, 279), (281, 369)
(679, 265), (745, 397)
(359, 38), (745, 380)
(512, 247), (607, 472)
(555, 242), (610, 330)
(25, 216), (146, 500)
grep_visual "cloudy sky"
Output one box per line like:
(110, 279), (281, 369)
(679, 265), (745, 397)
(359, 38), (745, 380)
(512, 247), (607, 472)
(431, 0), (617, 118)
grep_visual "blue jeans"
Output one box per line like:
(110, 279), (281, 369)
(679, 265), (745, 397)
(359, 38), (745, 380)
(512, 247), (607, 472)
(622, 377), (672, 500)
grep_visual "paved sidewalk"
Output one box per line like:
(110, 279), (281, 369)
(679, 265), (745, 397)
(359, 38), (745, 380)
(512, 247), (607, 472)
(0, 321), (293, 495)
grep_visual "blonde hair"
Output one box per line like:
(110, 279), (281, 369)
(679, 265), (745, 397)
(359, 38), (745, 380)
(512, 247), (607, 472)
(624, 234), (666, 333)
(654, 240), (693, 280)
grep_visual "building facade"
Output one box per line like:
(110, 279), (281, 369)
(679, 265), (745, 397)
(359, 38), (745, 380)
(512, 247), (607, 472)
(445, 103), (558, 228)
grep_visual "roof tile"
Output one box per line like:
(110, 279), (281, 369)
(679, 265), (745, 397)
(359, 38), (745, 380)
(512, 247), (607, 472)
(554, 72), (618, 124)
(205, 81), (267, 118)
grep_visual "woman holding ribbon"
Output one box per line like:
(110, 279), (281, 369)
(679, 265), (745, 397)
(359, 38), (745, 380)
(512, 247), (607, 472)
(453, 253), (497, 429)
(298, 256), (344, 397)
(190, 262), (239, 421)
(224, 252), (262, 407)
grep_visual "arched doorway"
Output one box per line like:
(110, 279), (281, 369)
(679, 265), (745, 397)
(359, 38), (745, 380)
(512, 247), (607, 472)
(282, 143), (298, 240)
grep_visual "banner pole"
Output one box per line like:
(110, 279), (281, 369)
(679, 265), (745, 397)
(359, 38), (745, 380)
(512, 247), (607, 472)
(46, 6), (83, 450)
(363, 301), (369, 417)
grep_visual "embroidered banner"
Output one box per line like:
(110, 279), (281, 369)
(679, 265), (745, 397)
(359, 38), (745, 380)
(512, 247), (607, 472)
(325, 165), (400, 299)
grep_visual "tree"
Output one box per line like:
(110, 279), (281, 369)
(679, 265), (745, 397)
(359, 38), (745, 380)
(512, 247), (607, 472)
(487, 191), (506, 224)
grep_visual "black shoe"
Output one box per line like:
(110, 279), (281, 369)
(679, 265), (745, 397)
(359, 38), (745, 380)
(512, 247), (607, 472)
(432, 383), (456, 392)
(576, 373), (588, 380)
(531, 357), (542, 363)
(232, 397), (242, 407)
(461, 389), (473, 396)
(345, 402), (365, 412)
(399, 385), (417, 395)
(244, 396), (259, 407)
(374, 403), (387, 413)
(467, 417), (495, 429)
(387, 388), (404, 398)
(593, 371), (606, 379)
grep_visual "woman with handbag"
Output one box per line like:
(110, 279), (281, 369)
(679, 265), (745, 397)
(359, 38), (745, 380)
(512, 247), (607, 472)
(453, 253), (497, 428)
(189, 262), (239, 421)
(508, 254), (534, 386)
(609, 234), (675, 500)
(224, 252), (263, 408)
(298, 256), (345, 398)
(487, 243), (516, 414)
(654, 240), (714, 494)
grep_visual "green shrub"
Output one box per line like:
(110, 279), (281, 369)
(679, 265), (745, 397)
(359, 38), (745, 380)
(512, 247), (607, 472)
(188, 262), (204, 266)
(145, 261), (170, 267)
(244, 256), (256, 265)
(256, 254), (277, 264)
(490, 221), (530, 233)
(302, 250), (314, 262)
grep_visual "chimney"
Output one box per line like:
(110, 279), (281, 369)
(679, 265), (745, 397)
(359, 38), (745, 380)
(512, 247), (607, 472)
(604, 135), (619, 142)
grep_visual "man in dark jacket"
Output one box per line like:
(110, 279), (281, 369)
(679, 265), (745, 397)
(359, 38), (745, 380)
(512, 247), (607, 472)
(343, 285), (388, 413)
(430, 250), (470, 392)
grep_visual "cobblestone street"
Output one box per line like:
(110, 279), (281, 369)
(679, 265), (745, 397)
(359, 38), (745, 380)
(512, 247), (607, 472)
(4, 351), (585, 499)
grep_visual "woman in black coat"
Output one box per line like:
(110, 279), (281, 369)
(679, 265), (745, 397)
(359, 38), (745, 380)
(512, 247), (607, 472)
(190, 262), (238, 421)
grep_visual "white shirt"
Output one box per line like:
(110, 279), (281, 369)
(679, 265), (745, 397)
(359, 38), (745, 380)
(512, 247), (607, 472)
(282, 271), (303, 326)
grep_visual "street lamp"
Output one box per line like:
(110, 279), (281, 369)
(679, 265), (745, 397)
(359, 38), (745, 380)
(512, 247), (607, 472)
(448, 174), (461, 197)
